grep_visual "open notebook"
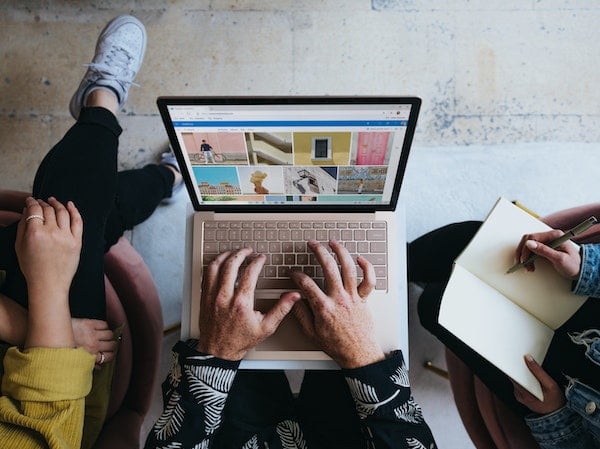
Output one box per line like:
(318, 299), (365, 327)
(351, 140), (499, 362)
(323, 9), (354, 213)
(439, 198), (587, 399)
(157, 96), (421, 368)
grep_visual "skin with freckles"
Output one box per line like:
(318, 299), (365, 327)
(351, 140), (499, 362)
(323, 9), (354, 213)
(195, 239), (386, 370)
(195, 248), (300, 360)
(289, 239), (385, 369)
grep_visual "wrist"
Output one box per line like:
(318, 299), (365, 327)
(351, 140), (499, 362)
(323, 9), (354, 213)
(27, 285), (70, 304)
(194, 340), (247, 361)
(336, 347), (386, 369)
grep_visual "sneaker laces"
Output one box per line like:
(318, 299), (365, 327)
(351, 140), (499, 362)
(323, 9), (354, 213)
(83, 45), (141, 88)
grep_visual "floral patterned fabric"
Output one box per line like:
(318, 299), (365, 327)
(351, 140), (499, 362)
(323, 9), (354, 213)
(145, 341), (437, 449)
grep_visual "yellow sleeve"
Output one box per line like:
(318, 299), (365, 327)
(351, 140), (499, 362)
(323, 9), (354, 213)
(0, 346), (95, 449)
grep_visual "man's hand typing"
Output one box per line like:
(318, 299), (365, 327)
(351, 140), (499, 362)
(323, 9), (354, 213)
(288, 239), (385, 369)
(195, 247), (300, 360)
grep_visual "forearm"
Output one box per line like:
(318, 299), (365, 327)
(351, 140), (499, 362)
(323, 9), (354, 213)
(24, 285), (74, 349)
(145, 340), (240, 448)
(0, 292), (27, 345)
(342, 351), (437, 449)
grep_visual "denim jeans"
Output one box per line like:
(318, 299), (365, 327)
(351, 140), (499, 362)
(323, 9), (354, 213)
(526, 338), (600, 449)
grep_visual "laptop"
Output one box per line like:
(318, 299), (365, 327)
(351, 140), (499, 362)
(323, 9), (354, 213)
(157, 96), (421, 369)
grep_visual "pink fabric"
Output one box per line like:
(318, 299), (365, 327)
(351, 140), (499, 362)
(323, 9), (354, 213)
(0, 211), (20, 227)
(104, 276), (131, 419)
(103, 238), (163, 418)
(542, 203), (600, 244)
(0, 190), (27, 226)
(95, 237), (163, 449)
(0, 190), (27, 214)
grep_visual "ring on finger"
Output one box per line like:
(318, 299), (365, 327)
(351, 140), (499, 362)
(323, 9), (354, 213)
(98, 351), (105, 365)
(25, 214), (45, 223)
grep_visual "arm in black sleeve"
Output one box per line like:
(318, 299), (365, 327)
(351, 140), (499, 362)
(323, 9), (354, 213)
(144, 340), (240, 448)
(342, 351), (437, 449)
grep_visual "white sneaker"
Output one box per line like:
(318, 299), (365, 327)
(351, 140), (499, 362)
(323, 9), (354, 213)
(69, 15), (147, 119)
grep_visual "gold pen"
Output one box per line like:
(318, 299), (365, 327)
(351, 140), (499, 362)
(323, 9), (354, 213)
(506, 216), (598, 274)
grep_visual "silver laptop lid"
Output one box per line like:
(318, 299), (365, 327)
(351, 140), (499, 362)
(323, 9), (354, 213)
(157, 96), (421, 213)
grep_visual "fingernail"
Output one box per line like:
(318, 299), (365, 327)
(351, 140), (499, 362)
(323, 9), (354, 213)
(525, 240), (538, 250)
(525, 354), (535, 363)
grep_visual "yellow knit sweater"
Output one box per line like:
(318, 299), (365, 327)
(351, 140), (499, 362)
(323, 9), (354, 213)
(0, 346), (95, 449)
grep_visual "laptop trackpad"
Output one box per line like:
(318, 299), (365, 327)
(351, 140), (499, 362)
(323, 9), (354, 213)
(254, 298), (320, 351)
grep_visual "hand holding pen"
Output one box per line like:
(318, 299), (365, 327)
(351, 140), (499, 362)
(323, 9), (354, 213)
(507, 216), (598, 278)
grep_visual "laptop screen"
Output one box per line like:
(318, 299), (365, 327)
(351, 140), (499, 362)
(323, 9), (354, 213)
(157, 97), (421, 212)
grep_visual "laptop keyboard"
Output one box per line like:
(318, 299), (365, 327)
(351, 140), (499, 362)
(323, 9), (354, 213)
(202, 220), (388, 291)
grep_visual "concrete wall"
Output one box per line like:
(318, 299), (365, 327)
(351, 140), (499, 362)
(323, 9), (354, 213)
(3, 2), (600, 148)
